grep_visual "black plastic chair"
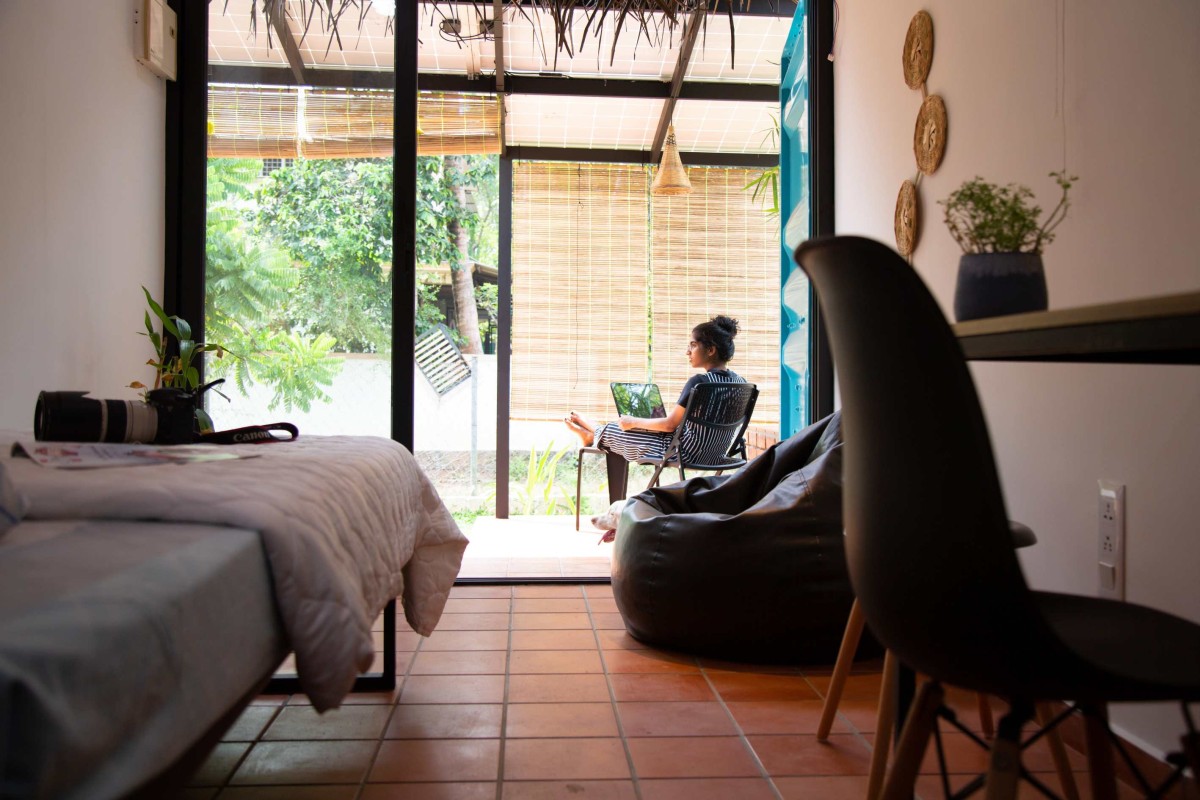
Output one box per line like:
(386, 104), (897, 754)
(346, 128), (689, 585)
(794, 235), (1200, 800)
(637, 381), (758, 489)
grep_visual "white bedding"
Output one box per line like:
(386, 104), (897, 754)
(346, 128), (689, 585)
(1, 432), (468, 711)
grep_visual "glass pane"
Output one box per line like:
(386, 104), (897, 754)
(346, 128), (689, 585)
(411, 153), (500, 529)
(203, 149), (394, 438)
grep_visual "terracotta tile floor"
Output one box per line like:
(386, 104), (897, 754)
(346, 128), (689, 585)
(185, 584), (1131, 800)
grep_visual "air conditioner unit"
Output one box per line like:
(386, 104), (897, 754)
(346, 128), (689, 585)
(135, 0), (177, 81)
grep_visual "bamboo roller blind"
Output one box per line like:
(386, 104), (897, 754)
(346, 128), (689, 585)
(651, 168), (781, 426)
(208, 86), (500, 158)
(512, 162), (781, 427)
(511, 163), (652, 423)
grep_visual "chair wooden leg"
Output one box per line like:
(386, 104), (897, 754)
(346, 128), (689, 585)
(977, 692), (995, 738)
(1083, 704), (1119, 800)
(881, 679), (944, 800)
(817, 599), (866, 741)
(866, 650), (898, 800)
(1037, 702), (1080, 800)
(984, 703), (1032, 800)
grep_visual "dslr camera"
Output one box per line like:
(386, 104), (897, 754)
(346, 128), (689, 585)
(35, 388), (201, 445)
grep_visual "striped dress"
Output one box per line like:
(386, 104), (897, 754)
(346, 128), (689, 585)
(593, 369), (746, 464)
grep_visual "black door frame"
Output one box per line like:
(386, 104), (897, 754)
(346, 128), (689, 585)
(164, 0), (833, 533)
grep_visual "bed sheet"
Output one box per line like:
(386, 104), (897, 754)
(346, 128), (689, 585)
(1, 432), (468, 711)
(0, 519), (284, 800)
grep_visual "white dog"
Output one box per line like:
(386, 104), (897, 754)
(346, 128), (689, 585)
(591, 499), (628, 543)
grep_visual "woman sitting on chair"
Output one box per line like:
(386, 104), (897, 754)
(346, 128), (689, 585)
(564, 315), (746, 464)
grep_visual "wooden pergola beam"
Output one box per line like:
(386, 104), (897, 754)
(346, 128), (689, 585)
(650, 6), (705, 161)
(270, 11), (309, 86)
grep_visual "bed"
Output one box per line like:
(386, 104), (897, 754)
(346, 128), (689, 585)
(0, 431), (468, 799)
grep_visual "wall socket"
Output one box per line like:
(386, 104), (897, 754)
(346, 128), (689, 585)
(1097, 480), (1125, 600)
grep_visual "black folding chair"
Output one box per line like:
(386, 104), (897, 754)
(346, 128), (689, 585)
(638, 381), (758, 489)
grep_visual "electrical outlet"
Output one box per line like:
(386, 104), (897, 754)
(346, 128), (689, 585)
(1097, 480), (1125, 600)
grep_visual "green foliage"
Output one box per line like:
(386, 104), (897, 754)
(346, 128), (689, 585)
(743, 114), (780, 217)
(415, 156), (499, 272)
(474, 283), (499, 352)
(940, 171), (1078, 254)
(451, 505), (492, 525)
(205, 159), (341, 411)
(416, 279), (448, 339)
(130, 286), (229, 432)
(240, 331), (340, 413)
(252, 155), (499, 351)
(256, 159), (394, 353)
(506, 442), (574, 515)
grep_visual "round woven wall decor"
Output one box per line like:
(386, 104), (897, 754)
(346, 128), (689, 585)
(903, 11), (934, 89)
(914, 94), (948, 174)
(894, 179), (918, 257)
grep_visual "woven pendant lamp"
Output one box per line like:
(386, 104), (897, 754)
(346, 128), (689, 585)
(651, 124), (692, 196)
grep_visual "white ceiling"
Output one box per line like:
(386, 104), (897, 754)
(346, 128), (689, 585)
(208, 0), (790, 154)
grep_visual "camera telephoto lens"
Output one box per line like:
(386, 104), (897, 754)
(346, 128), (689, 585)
(34, 391), (160, 443)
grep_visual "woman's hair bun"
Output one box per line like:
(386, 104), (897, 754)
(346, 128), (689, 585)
(711, 315), (740, 338)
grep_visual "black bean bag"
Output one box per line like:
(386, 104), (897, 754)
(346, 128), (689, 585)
(611, 411), (874, 663)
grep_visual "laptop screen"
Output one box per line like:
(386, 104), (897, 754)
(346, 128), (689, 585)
(610, 382), (667, 418)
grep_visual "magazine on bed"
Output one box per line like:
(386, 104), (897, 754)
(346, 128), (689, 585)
(11, 441), (259, 469)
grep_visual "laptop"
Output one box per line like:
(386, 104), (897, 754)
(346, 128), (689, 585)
(610, 382), (667, 418)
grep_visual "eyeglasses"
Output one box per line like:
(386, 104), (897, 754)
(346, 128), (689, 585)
(687, 340), (704, 350)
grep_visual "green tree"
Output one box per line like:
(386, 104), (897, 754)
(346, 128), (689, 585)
(256, 155), (498, 354)
(414, 155), (499, 354)
(205, 159), (341, 412)
(257, 159), (394, 353)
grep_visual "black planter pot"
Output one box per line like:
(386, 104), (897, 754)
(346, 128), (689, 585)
(953, 252), (1048, 322)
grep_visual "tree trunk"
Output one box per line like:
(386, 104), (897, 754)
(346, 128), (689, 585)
(447, 155), (483, 354)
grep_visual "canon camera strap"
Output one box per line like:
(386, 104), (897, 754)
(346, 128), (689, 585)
(198, 422), (299, 445)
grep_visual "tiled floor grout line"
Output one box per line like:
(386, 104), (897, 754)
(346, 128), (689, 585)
(583, 583), (645, 800)
(209, 700), (286, 798)
(352, 609), (424, 800)
(495, 584), (516, 800)
(696, 665), (787, 800)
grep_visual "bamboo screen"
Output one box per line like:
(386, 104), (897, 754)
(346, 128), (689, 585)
(208, 87), (500, 158)
(512, 162), (780, 427)
(511, 162), (652, 422)
(651, 167), (780, 425)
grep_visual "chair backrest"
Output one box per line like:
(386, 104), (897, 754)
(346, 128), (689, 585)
(675, 381), (758, 466)
(793, 236), (1060, 694)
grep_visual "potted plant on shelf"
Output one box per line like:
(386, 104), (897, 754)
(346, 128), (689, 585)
(939, 170), (1077, 321)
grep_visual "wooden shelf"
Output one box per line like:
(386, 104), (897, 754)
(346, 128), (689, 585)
(953, 290), (1200, 364)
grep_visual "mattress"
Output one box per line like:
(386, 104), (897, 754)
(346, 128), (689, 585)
(0, 518), (284, 800)
(2, 432), (468, 711)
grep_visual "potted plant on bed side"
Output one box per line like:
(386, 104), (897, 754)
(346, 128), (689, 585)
(940, 170), (1077, 321)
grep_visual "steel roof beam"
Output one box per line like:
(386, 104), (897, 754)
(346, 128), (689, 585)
(207, 65), (775, 102)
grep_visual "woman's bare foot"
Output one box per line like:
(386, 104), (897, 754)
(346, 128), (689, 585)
(563, 414), (594, 447)
(568, 411), (595, 434)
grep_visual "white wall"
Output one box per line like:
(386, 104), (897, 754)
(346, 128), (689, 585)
(833, 0), (1200, 756)
(0, 0), (165, 429)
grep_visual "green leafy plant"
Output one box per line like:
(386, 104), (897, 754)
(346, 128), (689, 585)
(940, 171), (1078, 254)
(504, 442), (573, 515)
(742, 114), (780, 217)
(129, 286), (231, 432)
